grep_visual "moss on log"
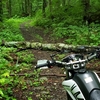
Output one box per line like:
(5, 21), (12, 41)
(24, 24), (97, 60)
(1, 41), (100, 52)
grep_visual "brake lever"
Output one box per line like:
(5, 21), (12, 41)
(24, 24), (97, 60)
(96, 49), (100, 59)
(50, 54), (56, 61)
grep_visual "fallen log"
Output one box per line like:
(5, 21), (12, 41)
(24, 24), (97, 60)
(1, 41), (100, 52)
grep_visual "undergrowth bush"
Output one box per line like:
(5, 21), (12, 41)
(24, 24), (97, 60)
(52, 23), (100, 46)
(28, 10), (52, 28)
(0, 18), (40, 99)
(0, 47), (16, 100)
(0, 29), (24, 42)
(0, 46), (39, 100)
(4, 17), (30, 29)
(0, 18), (29, 42)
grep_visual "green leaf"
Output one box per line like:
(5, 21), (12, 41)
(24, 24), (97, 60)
(0, 78), (6, 84)
(2, 72), (10, 77)
(0, 89), (4, 96)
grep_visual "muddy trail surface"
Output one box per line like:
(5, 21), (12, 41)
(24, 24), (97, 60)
(19, 24), (67, 100)
(18, 23), (100, 100)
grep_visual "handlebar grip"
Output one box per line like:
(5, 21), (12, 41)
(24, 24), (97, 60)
(35, 60), (54, 69)
(35, 62), (49, 69)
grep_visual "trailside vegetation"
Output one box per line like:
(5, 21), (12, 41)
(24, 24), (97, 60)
(0, 0), (100, 45)
(0, 0), (100, 99)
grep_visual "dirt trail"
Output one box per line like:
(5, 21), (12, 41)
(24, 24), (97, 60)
(19, 23), (100, 100)
(19, 24), (68, 100)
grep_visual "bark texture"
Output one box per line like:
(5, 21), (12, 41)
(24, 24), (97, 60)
(1, 41), (100, 52)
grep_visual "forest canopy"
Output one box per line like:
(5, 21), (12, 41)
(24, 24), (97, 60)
(0, 0), (100, 25)
(0, 0), (100, 45)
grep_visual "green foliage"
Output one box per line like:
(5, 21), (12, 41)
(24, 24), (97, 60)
(0, 29), (24, 42)
(0, 46), (40, 99)
(52, 24), (100, 46)
(90, 0), (100, 12)
(16, 51), (35, 63)
(1, 0), (100, 99)
(44, 0), (83, 26)
(0, 43), (44, 99)
(36, 18), (52, 28)
(0, 17), (33, 42)
(27, 0), (84, 28)
(29, 10), (52, 28)
(1, 0), (100, 26)
(35, 34), (43, 42)
(0, 47), (16, 99)
(28, 10), (43, 26)
(4, 17), (30, 30)
(4, 17), (26, 29)
(33, 69), (43, 87)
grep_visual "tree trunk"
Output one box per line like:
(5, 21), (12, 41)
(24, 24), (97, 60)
(82, 0), (90, 25)
(1, 41), (99, 53)
(42, 0), (47, 17)
(8, 0), (12, 17)
(25, 0), (28, 15)
(27, 0), (32, 16)
(21, 1), (25, 16)
(29, 0), (32, 16)
(48, 0), (52, 18)
(62, 0), (66, 6)
(48, 0), (52, 13)
(56, 0), (60, 7)
(0, 0), (3, 21)
(67, 0), (70, 5)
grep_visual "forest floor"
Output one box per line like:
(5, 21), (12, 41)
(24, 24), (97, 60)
(14, 23), (100, 100)
(19, 23), (67, 100)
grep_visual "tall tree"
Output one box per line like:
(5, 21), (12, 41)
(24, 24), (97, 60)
(8, 0), (12, 17)
(48, 0), (52, 13)
(62, 0), (66, 6)
(67, 0), (70, 7)
(42, 0), (47, 17)
(22, 0), (33, 16)
(21, 0), (30, 16)
(25, 0), (28, 15)
(82, 0), (90, 24)
(28, 0), (32, 16)
(0, 0), (3, 21)
(48, 0), (52, 18)
(27, 0), (32, 16)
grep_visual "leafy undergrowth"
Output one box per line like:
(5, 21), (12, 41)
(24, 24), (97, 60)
(52, 23), (100, 46)
(1, 18), (100, 100)
(0, 46), (67, 100)
(0, 46), (100, 100)
(0, 47), (35, 100)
